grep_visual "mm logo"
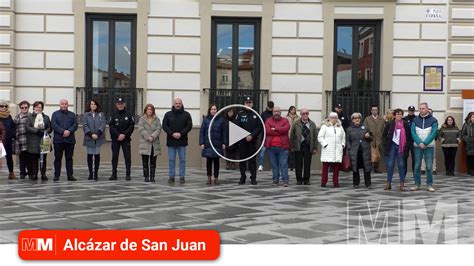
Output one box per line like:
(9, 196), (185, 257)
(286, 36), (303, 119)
(21, 238), (53, 251)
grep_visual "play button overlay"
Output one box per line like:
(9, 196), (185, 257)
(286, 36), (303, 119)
(228, 121), (251, 147)
(208, 104), (266, 163)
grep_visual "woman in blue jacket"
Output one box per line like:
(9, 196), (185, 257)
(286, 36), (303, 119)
(199, 104), (227, 185)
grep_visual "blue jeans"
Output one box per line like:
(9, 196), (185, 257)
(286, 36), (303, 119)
(385, 143), (406, 183)
(168, 146), (187, 178)
(414, 147), (434, 186)
(267, 147), (289, 183)
(258, 146), (266, 166)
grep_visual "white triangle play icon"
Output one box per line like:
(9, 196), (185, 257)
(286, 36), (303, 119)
(229, 121), (251, 147)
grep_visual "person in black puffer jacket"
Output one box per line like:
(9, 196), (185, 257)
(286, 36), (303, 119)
(162, 98), (193, 184)
(199, 104), (227, 185)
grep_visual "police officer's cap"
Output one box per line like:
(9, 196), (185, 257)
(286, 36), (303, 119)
(243, 96), (253, 103)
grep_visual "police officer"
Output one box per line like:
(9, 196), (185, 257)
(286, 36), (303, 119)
(334, 103), (350, 130)
(403, 105), (417, 179)
(109, 98), (135, 180)
(235, 96), (263, 185)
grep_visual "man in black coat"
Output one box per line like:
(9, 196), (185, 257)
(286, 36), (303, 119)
(109, 98), (135, 180)
(162, 98), (193, 184)
(235, 96), (263, 185)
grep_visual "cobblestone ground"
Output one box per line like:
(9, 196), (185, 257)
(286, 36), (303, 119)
(1, 165), (473, 244)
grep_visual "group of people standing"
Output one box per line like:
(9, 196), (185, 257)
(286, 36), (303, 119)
(0, 97), (193, 184)
(1, 97), (468, 190)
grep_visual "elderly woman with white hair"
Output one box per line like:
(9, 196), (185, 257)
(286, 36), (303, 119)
(318, 112), (345, 187)
(0, 99), (16, 179)
(346, 112), (373, 189)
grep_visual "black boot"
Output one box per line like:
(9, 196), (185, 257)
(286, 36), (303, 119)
(109, 171), (117, 180)
(142, 155), (149, 182)
(150, 166), (156, 182)
(353, 171), (360, 188)
(94, 155), (100, 181)
(87, 154), (93, 180)
(150, 155), (157, 183)
(364, 171), (372, 189)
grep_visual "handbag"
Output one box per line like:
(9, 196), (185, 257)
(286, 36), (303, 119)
(342, 152), (352, 170)
(11, 139), (20, 155)
(40, 132), (52, 154)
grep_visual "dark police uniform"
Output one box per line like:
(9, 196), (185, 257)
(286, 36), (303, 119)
(109, 99), (135, 180)
(403, 106), (417, 177)
(235, 96), (263, 184)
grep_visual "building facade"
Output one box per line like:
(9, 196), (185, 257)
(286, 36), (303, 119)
(0, 0), (472, 168)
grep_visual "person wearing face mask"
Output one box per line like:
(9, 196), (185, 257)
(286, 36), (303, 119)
(318, 112), (345, 188)
(347, 113), (373, 189)
(25, 101), (52, 181)
(364, 104), (385, 173)
(265, 106), (290, 187)
(199, 104), (227, 185)
(14, 101), (31, 179)
(0, 100), (16, 180)
(138, 104), (161, 183)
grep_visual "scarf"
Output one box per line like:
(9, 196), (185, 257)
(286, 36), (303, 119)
(0, 109), (10, 119)
(394, 120), (406, 154)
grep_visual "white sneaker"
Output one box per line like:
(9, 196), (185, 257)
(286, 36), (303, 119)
(258, 165), (263, 172)
(427, 186), (436, 192)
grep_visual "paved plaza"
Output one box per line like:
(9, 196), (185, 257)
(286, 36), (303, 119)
(0, 165), (473, 244)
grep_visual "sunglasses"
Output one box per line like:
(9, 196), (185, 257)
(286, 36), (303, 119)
(302, 112), (309, 115)
(20, 106), (28, 109)
(0, 105), (7, 108)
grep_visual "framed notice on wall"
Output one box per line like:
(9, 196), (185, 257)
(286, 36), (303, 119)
(423, 65), (443, 92)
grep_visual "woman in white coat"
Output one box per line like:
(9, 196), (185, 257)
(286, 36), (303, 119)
(318, 112), (345, 187)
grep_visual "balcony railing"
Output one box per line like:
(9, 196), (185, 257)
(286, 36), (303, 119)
(75, 87), (144, 123)
(203, 88), (270, 113)
(325, 90), (391, 119)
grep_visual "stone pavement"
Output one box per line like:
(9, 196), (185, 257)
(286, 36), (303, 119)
(0, 165), (473, 244)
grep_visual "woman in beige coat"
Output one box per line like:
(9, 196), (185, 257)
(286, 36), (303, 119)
(138, 104), (161, 182)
